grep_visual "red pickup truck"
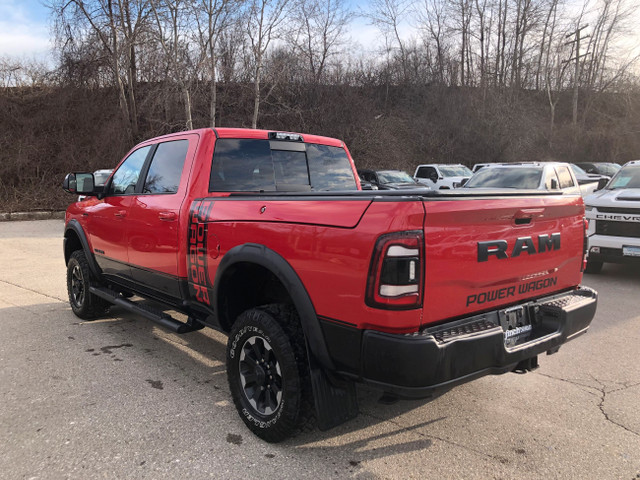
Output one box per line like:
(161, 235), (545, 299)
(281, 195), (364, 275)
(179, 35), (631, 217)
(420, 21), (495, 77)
(63, 128), (597, 442)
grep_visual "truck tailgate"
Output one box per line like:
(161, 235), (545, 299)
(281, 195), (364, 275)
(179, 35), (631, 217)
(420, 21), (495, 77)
(421, 194), (585, 326)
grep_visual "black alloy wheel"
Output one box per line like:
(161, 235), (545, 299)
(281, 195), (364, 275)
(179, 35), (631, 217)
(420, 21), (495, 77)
(66, 250), (110, 319)
(239, 335), (283, 416)
(226, 304), (315, 442)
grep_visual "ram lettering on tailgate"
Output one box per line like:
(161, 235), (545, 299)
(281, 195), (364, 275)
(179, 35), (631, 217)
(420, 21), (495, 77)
(477, 233), (560, 262)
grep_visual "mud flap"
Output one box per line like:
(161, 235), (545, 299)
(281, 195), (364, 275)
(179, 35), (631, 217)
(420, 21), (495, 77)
(308, 353), (359, 431)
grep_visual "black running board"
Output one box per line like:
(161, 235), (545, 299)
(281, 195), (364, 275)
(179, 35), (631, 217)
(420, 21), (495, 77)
(89, 286), (204, 334)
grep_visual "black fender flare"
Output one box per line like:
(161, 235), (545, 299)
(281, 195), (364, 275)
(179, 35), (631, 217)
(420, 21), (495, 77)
(212, 243), (336, 372)
(64, 219), (102, 278)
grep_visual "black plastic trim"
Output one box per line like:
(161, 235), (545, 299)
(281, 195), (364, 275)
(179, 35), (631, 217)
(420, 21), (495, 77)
(318, 318), (362, 373)
(588, 249), (640, 265)
(95, 254), (184, 301)
(358, 287), (597, 399)
(213, 243), (335, 371)
(64, 219), (101, 278)
(210, 190), (565, 201)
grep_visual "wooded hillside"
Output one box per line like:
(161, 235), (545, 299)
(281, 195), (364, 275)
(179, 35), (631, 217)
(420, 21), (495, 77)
(1, 0), (639, 211)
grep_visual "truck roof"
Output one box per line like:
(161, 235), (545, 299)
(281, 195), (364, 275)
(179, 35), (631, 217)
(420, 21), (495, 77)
(140, 127), (344, 148)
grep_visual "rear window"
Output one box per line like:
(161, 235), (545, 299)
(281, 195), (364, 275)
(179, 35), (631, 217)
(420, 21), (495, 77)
(465, 167), (542, 189)
(210, 139), (357, 192)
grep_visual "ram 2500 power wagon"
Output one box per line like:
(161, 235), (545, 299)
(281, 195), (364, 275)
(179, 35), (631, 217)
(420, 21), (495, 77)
(62, 128), (598, 442)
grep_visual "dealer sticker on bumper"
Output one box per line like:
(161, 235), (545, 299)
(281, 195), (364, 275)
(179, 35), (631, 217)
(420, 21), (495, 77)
(622, 246), (640, 257)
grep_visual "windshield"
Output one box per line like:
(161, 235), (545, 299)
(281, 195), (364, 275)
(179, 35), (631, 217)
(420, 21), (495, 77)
(607, 165), (640, 189)
(598, 163), (621, 176)
(439, 165), (472, 177)
(377, 171), (416, 184)
(571, 164), (587, 176)
(465, 167), (542, 189)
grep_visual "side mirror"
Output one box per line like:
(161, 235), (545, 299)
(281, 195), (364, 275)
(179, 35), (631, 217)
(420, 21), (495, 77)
(460, 178), (469, 186)
(596, 177), (609, 191)
(550, 178), (559, 190)
(63, 172), (97, 195)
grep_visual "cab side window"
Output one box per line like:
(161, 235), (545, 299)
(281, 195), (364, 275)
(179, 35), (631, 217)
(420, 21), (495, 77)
(555, 166), (574, 189)
(544, 168), (560, 189)
(110, 146), (152, 195)
(143, 140), (189, 194)
(415, 167), (430, 179)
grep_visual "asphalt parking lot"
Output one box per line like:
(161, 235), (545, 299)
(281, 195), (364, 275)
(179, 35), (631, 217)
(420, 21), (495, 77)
(0, 219), (639, 479)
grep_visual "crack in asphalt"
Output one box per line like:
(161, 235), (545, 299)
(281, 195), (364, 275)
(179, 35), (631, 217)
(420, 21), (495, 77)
(589, 375), (640, 438)
(538, 371), (640, 437)
(536, 372), (601, 397)
(0, 278), (66, 303)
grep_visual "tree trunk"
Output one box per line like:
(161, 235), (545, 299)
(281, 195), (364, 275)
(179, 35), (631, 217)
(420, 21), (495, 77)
(252, 63), (261, 129)
(183, 86), (193, 130)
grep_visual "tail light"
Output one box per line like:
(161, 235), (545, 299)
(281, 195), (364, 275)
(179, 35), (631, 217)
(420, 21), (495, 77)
(366, 230), (424, 310)
(582, 217), (588, 272)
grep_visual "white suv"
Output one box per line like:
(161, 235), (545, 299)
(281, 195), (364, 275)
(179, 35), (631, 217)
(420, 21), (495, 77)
(584, 160), (640, 273)
(413, 164), (472, 189)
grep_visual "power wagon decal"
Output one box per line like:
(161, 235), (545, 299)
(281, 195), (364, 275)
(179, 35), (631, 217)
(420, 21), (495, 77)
(188, 199), (215, 306)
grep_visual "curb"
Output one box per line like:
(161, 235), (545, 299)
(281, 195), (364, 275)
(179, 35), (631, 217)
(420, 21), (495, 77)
(0, 211), (66, 222)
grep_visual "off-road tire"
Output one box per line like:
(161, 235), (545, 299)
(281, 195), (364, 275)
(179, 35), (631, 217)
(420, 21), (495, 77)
(584, 259), (603, 274)
(226, 304), (315, 443)
(66, 250), (110, 320)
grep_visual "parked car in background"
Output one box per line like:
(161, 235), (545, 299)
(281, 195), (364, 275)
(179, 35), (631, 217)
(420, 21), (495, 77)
(463, 162), (603, 196)
(413, 164), (472, 189)
(358, 169), (430, 190)
(574, 162), (621, 177)
(472, 163), (494, 173)
(78, 169), (113, 201)
(570, 164), (610, 188)
(584, 160), (640, 273)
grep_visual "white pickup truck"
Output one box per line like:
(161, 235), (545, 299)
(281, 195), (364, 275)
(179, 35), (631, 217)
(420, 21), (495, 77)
(464, 162), (605, 197)
(414, 164), (472, 189)
(584, 160), (640, 273)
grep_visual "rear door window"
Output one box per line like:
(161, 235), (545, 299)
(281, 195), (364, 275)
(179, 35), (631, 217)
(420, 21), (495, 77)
(142, 140), (189, 194)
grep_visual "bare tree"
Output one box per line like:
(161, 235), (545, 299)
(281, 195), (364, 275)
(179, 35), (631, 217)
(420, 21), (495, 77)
(149, 0), (205, 129)
(416, 0), (450, 85)
(288, 0), (352, 84)
(193, 0), (233, 127)
(50, 0), (148, 140)
(245, 0), (293, 128)
(364, 0), (412, 83)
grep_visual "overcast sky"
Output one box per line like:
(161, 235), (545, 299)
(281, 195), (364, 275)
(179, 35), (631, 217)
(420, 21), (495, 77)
(1, 0), (637, 64)
(0, 0), (386, 61)
(0, 0), (52, 58)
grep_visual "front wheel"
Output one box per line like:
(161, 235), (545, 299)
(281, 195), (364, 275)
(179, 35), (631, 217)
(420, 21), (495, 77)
(226, 305), (314, 442)
(66, 250), (110, 319)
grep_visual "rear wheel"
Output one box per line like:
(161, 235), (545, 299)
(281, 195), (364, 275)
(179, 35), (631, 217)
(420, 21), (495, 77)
(584, 259), (603, 274)
(226, 304), (314, 442)
(66, 250), (110, 319)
